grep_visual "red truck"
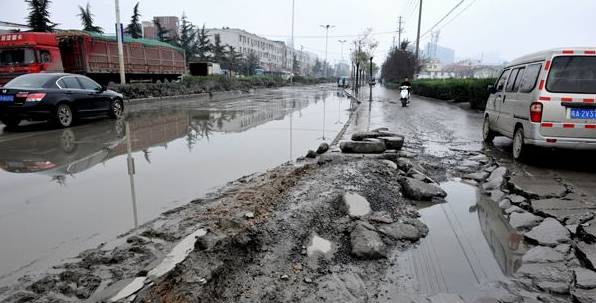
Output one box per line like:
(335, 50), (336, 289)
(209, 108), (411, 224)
(0, 31), (185, 86)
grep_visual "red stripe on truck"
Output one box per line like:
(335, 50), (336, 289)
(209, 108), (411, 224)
(585, 50), (596, 55)
(541, 123), (553, 128)
(563, 123), (575, 128)
(539, 80), (545, 90)
(539, 96), (551, 101)
(586, 124), (596, 129)
(562, 50), (575, 54)
(560, 97), (573, 102)
(544, 61), (551, 70)
(583, 98), (595, 103)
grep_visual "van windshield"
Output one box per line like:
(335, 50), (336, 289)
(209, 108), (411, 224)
(0, 48), (36, 67)
(546, 56), (596, 94)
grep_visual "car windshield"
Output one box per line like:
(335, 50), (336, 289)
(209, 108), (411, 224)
(3, 74), (55, 88)
(546, 55), (596, 94)
(0, 48), (36, 67)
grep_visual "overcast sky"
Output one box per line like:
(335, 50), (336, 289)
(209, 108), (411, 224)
(2, 0), (595, 65)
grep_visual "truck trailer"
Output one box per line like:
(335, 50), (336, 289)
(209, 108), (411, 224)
(0, 31), (185, 85)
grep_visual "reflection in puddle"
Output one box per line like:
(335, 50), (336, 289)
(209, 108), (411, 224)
(0, 87), (352, 286)
(343, 192), (372, 217)
(306, 234), (333, 256)
(381, 181), (518, 300)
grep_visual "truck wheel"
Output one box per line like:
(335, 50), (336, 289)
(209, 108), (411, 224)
(55, 103), (74, 128)
(512, 126), (529, 160)
(1, 117), (21, 128)
(109, 99), (124, 119)
(482, 116), (496, 143)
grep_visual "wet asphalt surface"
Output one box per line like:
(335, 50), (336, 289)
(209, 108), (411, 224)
(346, 86), (596, 300)
(0, 85), (353, 287)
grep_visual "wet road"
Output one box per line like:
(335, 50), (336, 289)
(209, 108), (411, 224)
(0, 85), (353, 286)
(348, 86), (596, 299)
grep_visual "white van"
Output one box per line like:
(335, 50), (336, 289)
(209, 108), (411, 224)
(483, 48), (596, 160)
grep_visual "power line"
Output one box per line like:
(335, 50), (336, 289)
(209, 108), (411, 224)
(419, 0), (465, 40)
(434, 0), (479, 31)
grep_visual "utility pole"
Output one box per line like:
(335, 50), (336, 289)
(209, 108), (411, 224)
(114, 0), (126, 84)
(397, 16), (403, 48)
(415, 0), (423, 78)
(320, 24), (335, 78)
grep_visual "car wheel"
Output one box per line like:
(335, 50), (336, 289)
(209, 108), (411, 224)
(482, 116), (496, 143)
(55, 103), (74, 128)
(109, 99), (124, 119)
(1, 117), (21, 128)
(59, 129), (76, 153)
(512, 127), (528, 160)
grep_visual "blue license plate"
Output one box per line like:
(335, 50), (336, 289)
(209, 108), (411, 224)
(0, 94), (14, 102)
(570, 108), (596, 119)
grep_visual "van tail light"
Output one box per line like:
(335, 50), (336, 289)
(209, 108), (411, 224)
(25, 93), (46, 102)
(530, 102), (543, 122)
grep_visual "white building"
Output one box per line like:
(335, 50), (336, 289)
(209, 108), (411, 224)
(207, 27), (318, 74)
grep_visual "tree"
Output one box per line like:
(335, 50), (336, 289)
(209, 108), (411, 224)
(212, 34), (226, 63)
(154, 18), (171, 43)
(126, 2), (142, 38)
(25, 0), (56, 32)
(196, 25), (212, 61)
(312, 59), (323, 76)
(178, 13), (197, 59)
(292, 54), (300, 75)
(78, 2), (103, 33)
(223, 45), (242, 75)
(242, 51), (260, 75)
(381, 40), (419, 84)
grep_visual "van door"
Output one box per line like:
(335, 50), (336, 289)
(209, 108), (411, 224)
(490, 69), (510, 132)
(500, 66), (526, 136)
(542, 55), (596, 139)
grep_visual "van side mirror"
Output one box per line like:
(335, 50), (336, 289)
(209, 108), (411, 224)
(487, 85), (497, 94)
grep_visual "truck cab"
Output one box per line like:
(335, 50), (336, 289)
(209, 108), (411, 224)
(0, 32), (64, 86)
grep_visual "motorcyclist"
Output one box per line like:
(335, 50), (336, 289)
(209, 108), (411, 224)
(400, 77), (412, 91)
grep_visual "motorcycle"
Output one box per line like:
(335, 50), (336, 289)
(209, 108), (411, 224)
(400, 86), (411, 107)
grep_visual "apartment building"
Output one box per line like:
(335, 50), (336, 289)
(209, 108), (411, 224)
(207, 27), (318, 74)
(142, 16), (179, 40)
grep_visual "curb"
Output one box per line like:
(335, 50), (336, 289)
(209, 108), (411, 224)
(330, 89), (361, 147)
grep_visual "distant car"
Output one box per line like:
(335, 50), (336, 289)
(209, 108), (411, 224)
(0, 73), (124, 128)
(483, 47), (596, 160)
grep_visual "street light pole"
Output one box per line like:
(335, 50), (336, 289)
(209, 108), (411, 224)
(320, 24), (335, 78)
(114, 0), (126, 84)
(338, 39), (347, 62)
(290, 0), (295, 79)
(369, 56), (373, 102)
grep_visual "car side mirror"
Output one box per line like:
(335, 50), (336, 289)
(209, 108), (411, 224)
(98, 85), (107, 92)
(487, 85), (497, 94)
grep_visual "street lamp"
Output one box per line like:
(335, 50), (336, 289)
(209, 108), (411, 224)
(338, 39), (347, 63)
(369, 56), (374, 102)
(320, 24), (335, 78)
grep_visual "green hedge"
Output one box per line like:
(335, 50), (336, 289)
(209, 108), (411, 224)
(109, 75), (330, 100)
(405, 78), (496, 109)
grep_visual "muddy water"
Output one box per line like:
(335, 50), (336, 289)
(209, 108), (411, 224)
(381, 181), (527, 301)
(0, 86), (353, 286)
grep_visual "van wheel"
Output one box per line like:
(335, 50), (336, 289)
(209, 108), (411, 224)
(482, 116), (496, 143)
(512, 127), (529, 160)
(55, 103), (74, 128)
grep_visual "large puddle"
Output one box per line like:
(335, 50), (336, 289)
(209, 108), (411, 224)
(0, 86), (353, 286)
(380, 181), (528, 301)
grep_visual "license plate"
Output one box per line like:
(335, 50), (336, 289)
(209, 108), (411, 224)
(570, 108), (596, 119)
(0, 94), (14, 102)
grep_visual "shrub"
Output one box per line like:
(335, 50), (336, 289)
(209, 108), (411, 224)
(400, 78), (496, 110)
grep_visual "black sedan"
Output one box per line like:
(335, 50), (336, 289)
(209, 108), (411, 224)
(0, 73), (124, 128)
